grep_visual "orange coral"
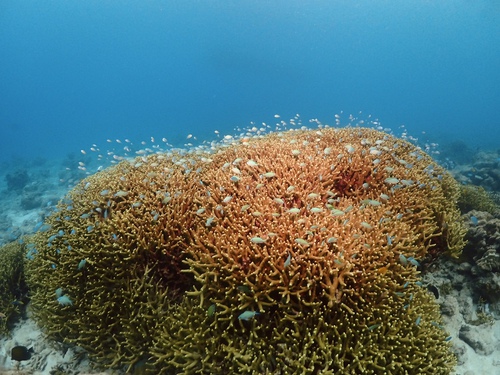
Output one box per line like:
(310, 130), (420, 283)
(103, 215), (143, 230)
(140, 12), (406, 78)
(26, 126), (465, 373)
(184, 127), (465, 312)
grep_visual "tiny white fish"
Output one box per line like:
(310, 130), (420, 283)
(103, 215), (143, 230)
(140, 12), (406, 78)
(222, 196), (233, 204)
(262, 172), (276, 178)
(384, 178), (399, 185)
(345, 144), (355, 153)
(400, 179), (414, 186)
(57, 295), (73, 306)
(114, 190), (129, 197)
(362, 199), (381, 206)
(206, 217), (215, 227)
(287, 208), (300, 214)
(238, 310), (260, 321)
(241, 204), (251, 212)
(284, 253), (292, 267)
(330, 209), (345, 216)
(77, 259), (87, 270)
(250, 237), (267, 244)
(196, 208), (206, 215)
(295, 238), (310, 246)
(407, 257), (420, 267)
(247, 160), (259, 167)
(399, 254), (408, 266)
(310, 207), (323, 213)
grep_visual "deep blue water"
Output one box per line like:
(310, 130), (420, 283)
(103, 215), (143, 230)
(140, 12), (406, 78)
(1, 0), (499, 163)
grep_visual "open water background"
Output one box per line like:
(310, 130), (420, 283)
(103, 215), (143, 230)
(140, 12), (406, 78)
(1, 0), (499, 163)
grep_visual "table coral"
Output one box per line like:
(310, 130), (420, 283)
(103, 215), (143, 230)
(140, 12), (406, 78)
(25, 127), (465, 373)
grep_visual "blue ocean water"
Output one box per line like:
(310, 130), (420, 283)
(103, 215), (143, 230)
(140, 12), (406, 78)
(1, 0), (499, 163)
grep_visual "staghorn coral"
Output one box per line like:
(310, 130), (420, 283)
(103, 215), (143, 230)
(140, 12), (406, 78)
(25, 154), (195, 370)
(461, 211), (500, 301)
(26, 127), (465, 373)
(152, 282), (453, 374)
(184, 128), (464, 309)
(458, 184), (499, 215)
(0, 240), (28, 335)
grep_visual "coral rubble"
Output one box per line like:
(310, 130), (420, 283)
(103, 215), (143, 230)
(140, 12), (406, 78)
(25, 127), (466, 374)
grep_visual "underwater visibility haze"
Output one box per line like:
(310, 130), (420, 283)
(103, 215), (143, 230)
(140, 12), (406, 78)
(0, 0), (499, 162)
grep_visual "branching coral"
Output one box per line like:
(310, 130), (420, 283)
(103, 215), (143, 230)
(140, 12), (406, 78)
(25, 154), (194, 369)
(458, 184), (499, 214)
(25, 127), (465, 373)
(0, 240), (27, 335)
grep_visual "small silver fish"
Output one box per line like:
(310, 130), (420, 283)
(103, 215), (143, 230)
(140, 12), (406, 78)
(238, 310), (260, 321)
(295, 238), (310, 246)
(284, 253), (291, 267)
(262, 172), (276, 178)
(57, 295), (73, 306)
(77, 259), (86, 270)
(384, 177), (399, 185)
(250, 237), (267, 244)
(407, 257), (420, 267)
(399, 254), (408, 266)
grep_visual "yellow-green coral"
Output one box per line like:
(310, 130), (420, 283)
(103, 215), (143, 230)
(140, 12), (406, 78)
(0, 240), (27, 335)
(152, 283), (454, 374)
(458, 184), (499, 214)
(25, 155), (191, 369)
(25, 127), (465, 373)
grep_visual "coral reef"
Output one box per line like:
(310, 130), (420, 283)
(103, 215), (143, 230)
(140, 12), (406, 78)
(461, 211), (500, 299)
(458, 185), (499, 215)
(25, 155), (194, 369)
(0, 241), (28, 335)
(25, 127), (466, 373)
(452, 150), (500, 191)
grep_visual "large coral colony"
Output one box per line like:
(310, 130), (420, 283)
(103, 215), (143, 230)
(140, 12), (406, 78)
(17, 125), (465, 374)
